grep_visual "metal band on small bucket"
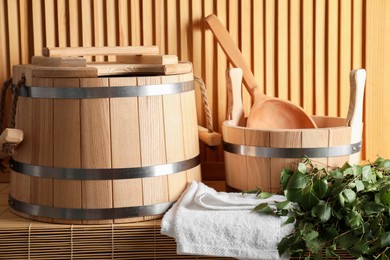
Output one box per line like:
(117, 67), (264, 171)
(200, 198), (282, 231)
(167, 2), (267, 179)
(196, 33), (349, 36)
(16, 81), (193, 99)
(10, 155), (200, 180)
(8, 196), (173, 220)
(223, 141), (362, 158)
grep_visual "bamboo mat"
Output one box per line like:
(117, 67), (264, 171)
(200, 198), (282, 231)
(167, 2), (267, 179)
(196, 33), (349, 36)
(0, 182), (353, 259)
(0, 183), (232, 260)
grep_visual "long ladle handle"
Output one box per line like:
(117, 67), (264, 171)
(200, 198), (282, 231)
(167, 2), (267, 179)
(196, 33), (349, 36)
(205, 14), (258, 98)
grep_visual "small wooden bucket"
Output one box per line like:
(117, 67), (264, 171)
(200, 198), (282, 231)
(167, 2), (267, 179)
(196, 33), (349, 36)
(222, 116), (362, 193)
(9, 57), (201, 224)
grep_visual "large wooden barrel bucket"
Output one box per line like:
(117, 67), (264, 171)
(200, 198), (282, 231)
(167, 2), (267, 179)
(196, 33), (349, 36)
(9, 64), (201, 224)
(222, 116), (362, 193)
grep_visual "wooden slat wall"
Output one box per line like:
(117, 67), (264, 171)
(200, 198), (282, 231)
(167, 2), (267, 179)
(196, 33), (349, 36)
(0, 0), (389, 179)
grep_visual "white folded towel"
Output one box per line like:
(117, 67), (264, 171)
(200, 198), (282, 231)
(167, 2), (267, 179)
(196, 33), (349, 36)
(161, 181), (294, 260)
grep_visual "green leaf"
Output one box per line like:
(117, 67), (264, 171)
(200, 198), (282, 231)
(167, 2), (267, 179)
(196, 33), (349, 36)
(286, 189), (303, 203)
(276, 200), (291, 210)
(287, 171), (309, 190)
(380, 232), (390, 247)
(284, 216), (295, 225)
(341, 189), (357, 204)
(347, 211), (363, 228)
(362, 165), (377, 183)
(300, 185), (320, 210)
(331, 169), (344, 179)
(253, 203), (274, 214)
(350, 240), (369, 256)
(298, 163), (307, 173)
(303, 229), (319, 242)
(313, 177), (328, 199)
(258, 192), (273, 199)
(312, 201), (332, 223)
(379, 159), (390, 171)
(280, 168), (294, 190)
(361, 201), (385, 215)
(354, 180), (365, 192)
(337, 232), (359, 250)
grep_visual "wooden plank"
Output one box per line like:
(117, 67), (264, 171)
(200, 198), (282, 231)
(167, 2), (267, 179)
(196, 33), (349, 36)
(42, 46), (160, 57)
(302, 129), (329, 168)
(32, 0), (43, 55)
(241, 0), (252, 116)
(57, 0), (67, 47)
(142, 0), (153, 46)
(365, 0), (390, 160)
(69, 0), (80, 47)
(109, 77), (143, 223)
(154, 0), (163, 50)
(166, 0), (177, 54)
(352, 0), (363, 68)
(180, 73), (201, 183)
(19, 0), (30, 64)
(7, 0), (20, 69)
(93, 0), (105, 62)
(222, 124), (247, 191)
(118, 0), (129, 46)
(327, 0), (339, 117)
(32, 56), (87, 67)
(138, 76), (168, 220)
(81, 0), (93, 61)
(328, 127), (351, 168)
(44, 0), (56, 47)
(10, 67), (31, 219)
(0, 0), (8, 79)
(52, 78), (82, 224)
(314, 0), (326, 116)
(191, 0), (203, 126)
(270, 131), (301, 193)
(179, 0), (190, 60)
(245, 128), (270, 191)
(89, 62), (192, 76)
(161, 75), (187, 202)
(302, 0), (314, 115)
(80, 78), (112, 224)
(264, 0), (275, 97)
(32, 66), (98, 78)
(289, 0), (301, 106)
(30, 77), (53, 223)
(277, 0), (288, 100)
(116, 55), (178, 65)
(339, 0), (352, 118)
(130, 0), (141, 45)
(106, 0), (116, 61)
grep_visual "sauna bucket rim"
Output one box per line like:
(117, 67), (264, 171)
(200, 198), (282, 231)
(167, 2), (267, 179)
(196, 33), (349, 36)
(222, 118), (362, 159)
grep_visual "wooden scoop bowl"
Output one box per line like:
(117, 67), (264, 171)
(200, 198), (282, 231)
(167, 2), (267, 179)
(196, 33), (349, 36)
(205, 14), (317, 129)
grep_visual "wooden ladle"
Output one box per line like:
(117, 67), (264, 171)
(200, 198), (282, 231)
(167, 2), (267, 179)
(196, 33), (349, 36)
(205, 14), (317, 129)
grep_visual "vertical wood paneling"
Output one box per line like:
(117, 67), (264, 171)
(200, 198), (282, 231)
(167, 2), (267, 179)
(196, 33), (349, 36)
(32, 0), (43, 55)
(277, 0), (288, 100)
(327, 0), (339, 117)
(0, 0), (389, 175)
(289, 0), (301, 106)
(240, 0), (252, 116)
(264, 0), (275, 97)
(366, 0), (390, 160)
(44, 0), (56, 47)
(19, 0), (30, 63)
(314, 0), (326, 116)
(0, 0), (8, 79)
(302, 0), (314, 115)
(339, 0), (352, 117)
